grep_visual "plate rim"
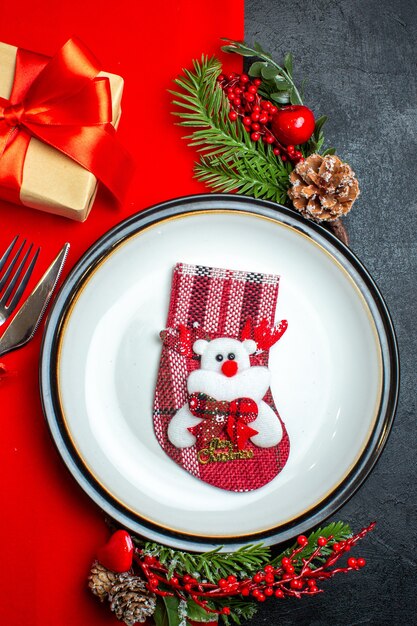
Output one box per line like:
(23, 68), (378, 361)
(40, 193), (399, 551)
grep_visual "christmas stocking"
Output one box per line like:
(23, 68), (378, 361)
(153, 263), (290, 492)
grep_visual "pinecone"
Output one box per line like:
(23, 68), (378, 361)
(109, 573), (157, 626)
(288, 153), (360, 221)
(88, 560), (118, 602)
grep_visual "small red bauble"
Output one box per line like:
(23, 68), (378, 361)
(317, 537), (328, 547)
(97, 530), (134, 573)
(271, 105), (315, 146)
(297, 535), (308, 547)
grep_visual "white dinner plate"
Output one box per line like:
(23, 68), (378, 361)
(40, 195), (398, 550)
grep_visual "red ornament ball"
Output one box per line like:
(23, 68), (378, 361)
(271, 105), (315, 146)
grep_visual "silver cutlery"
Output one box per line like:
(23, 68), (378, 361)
(0, 235), (41, 325)
(0, 242), (70, 357)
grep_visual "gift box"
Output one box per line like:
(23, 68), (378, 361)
(0, 39), (133, 221)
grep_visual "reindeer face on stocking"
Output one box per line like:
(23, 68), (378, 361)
(153, 263), (290, 492)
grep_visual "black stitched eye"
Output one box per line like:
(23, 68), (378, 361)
(228, 353), (235, 360)
(215, 354), (223, 362)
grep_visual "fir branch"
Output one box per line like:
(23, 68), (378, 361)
(171, 55), (291, 202)
(195, 154), (290, 203)
(272, 521), (353, 569)
(142, 542), (271, 584)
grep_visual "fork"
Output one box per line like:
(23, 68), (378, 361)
(0, 236), (40, 326)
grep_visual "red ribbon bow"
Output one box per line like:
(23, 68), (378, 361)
(188, 392), (259, 450)
(0, 38), (133, 205)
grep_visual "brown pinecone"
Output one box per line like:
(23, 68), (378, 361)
(88, 560), (119, 602)
(288, 153), (360, 221)
(109, 574), (157, 626)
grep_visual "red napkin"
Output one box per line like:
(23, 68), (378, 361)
(0, 2), (243, 624)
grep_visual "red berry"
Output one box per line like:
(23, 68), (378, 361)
(244, 125), (251, 132)
(245, 93), (255, 102)
(241, 586), (250, 597)
(222, 607), (231, 615)
(281, 557), (291, 568)
(265, 573), (275, 584)
(233, 98), (241, 106)
(273, 148), (280, 156)
(183, 574), (192, 583)
(218, 578), (228, 588)
(347, 558), (357, 568)
(257, 593), (266, 602)
(184, 583), (193, 591)
(283, 564), (294, 574)
(253, 105), (261, 113)
(270, 105), (278, 114)
(247, 85), (257, 94)
(149, 576), (159, 587)
(217, 74), (225, 82)
(251, 112), (260, 121)
(264, 586), (274, 596)
(290, 579), (303, 590)
(251, 132), (261, 141)
(275, 589), (285, 598)
(240, 74), (249, 83)
(271, 105), (315, 145)
(282, 573), (292, 580)
(332, 543), (341, 552)
(251, 123), (260, 131)
(227, 73), (235, 80)
(309, 584), (319, 593)
(281, 155), (287, 161)
(254, 78), (262, 86)
(170, 576), (179, 585)
(294, 150), (303, 159)
(227, 575), (237, 583)
(264, 565), (274, 573)
(234, 87), (242, 95)
(265, 135), (275, 144)
(318, 537), (327, 547)
(261, 101), (271, 110)
(228, 111), (238, 121)
(253, 572), (263, 583)
(227, 87), (234, 95)
(259, 115), (269, 124)
(243, 116), (251, 126)
(307, 579), (316, 587)
(357, 558), (366, 568)
(287, 145), (295, 154)
(227, 93), (235, 101)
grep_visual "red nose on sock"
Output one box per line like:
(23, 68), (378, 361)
(221, 360), (238, 377)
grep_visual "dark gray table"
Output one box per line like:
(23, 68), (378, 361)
(245, 1), (416, 623)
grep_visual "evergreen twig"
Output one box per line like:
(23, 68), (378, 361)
(171, 55), (291, 202)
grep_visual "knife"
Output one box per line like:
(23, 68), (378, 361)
(0, 243), (70, 357)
